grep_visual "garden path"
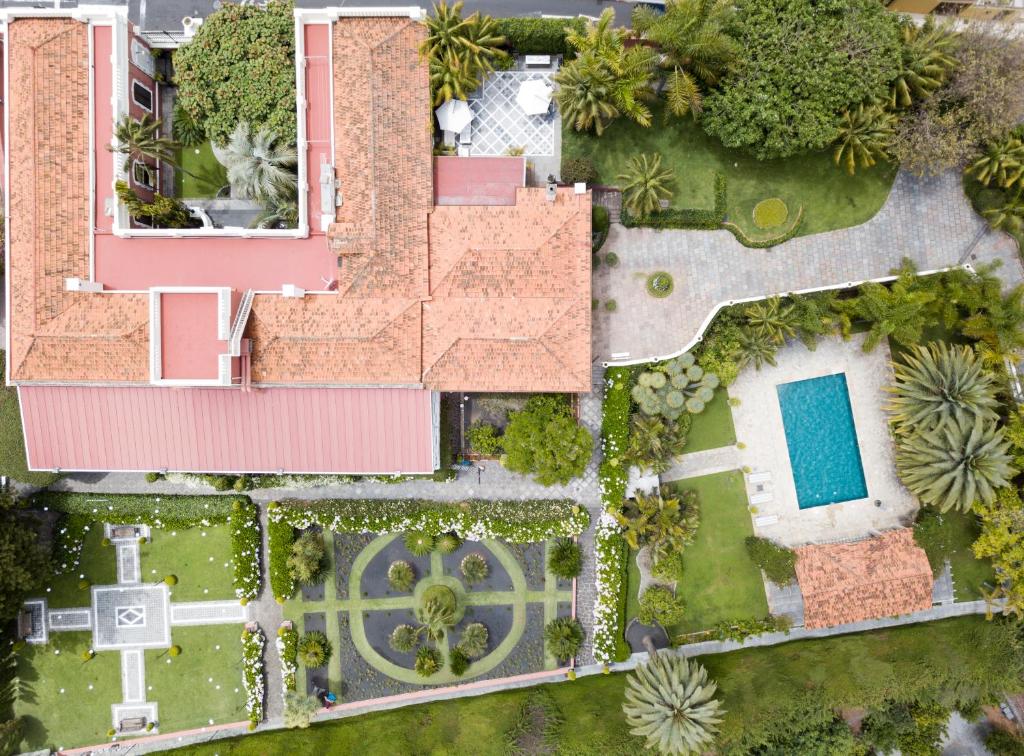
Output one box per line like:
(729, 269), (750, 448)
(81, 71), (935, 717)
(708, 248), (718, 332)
(249, 503), (284, 723)
(660, 447), (741, 484)
(593, 170), (1024, 364)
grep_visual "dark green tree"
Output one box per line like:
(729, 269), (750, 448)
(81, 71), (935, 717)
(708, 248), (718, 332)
(0, 513), (49, 622)
(501, 396), (593, 485)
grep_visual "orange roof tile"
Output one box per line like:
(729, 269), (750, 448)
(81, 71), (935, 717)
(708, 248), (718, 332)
(795, 529), (933, 630)
(6, 18), (149, 383)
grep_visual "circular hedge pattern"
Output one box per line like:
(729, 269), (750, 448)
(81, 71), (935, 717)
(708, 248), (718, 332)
(646, 272), (674, 298)
(752, 198), (789, 229)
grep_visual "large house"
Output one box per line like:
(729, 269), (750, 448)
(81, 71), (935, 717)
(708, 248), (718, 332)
(1, 6), (591, 475)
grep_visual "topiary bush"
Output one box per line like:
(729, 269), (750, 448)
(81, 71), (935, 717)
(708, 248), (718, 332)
(604, 252), (620, 267)
(752, 198), (789, 229)
(645, 272), (674, 298)
(637, 585), (685, 626)
(744, 536), (797, 585)
(163, 575), (177, 587)
(560, 156), (597, 185)
(549, 539), (583, 579)
(414, 646), (443, 677)
(297, 631), (331, 668)
(437, 532), (462, 555)
(169, 645), (182, 657)
(544, 617), (584, 661)
(461, 553), (489, 584)
(604, 300), (618, 312)
(467, 422), (503, 456)
(449, 647), (471, 677)
(404, 531), (434, 557)
(387, 560), (416, 592)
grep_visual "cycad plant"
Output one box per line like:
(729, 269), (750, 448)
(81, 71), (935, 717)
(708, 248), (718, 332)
(618, 153), (675, 217)
(624, 413), (689, 474)
(631, 0), (739, 121)
(744, 296), (799, 345)
(889, 19), (958, 110)
(967, 136), (1024, 189)
(420, 1), (507, 106)
(895, 415), (1015, 513)
(456, 622), (489, 658)
(622, 652), (724, 756)
(886, 342), (999, 434)
(543, 617), (584, 661)
(833, 103), (896, 175)
(212, 122), (297, 204)
(110, 114), (181, 172)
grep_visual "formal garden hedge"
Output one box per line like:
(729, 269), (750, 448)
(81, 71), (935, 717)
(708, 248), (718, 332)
(34, 492), (261, 601)
(496, 17), (586, 56)
(241, 626), (265, 728)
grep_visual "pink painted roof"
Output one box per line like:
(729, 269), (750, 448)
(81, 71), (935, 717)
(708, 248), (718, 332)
(159, 293), (222, 380)
(19, 385), (436, 473)
(434, 156), (524, 206)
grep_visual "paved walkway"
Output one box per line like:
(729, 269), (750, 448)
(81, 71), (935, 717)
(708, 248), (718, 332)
(660, 446), (740, 484)
(249, 504), (284, 723)
(593, 170), (1024, 363)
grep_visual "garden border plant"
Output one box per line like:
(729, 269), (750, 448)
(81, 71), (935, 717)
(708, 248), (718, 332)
(722, 206), (805, 248)
(241, 626), (266, 729)
(276, 623), (298, 699)
(621, 173), (727, 230)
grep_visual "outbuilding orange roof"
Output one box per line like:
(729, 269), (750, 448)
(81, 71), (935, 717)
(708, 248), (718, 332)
(795, 529), (934, 630)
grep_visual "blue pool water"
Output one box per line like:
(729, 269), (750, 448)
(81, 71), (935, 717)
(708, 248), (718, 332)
(776, 373), (867, 509)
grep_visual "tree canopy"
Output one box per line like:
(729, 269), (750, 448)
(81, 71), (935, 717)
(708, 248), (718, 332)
(501, 396), (593, 486)
(702, 0), (900, 159)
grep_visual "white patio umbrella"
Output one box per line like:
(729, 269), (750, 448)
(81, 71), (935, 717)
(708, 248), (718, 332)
(435, 99), (473, 133)
(516, 79), (553, 116)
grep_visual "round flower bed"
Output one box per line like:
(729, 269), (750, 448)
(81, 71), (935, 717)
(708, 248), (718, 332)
(752, 198), (789, 229)
(645, 272), (674, 298)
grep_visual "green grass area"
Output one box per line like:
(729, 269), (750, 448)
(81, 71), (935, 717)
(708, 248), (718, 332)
(174, 616), (1018, 756)
(45, 527), (117, 609)
(662, 471), (767, 635)
(625, 548), (641, 623)
(174, 140), (227, 199)
(145, 624), (248, 734)
(140, 524), (236, 601)
(0, 351), (59, 486)
(15, 632), (122, 752)
(914, 509), (994, 602)
(562, 105), (897, 239)
(682, 389), (736, 454)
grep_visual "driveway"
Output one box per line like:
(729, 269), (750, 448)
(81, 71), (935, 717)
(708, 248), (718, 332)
(593, 170), (1024, 364)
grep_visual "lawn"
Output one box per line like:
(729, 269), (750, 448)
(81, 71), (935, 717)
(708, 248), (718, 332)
(682, 389), (736, 453)
(15, 631), (122, 752)
(140, 524), (236, 601)
(562, 104), (897, 240)
(145, 624), (248, 734)
(45, 526), (117, 609)
(173, 616), (1018, 756)
(914, 508), (994, 602)
(0, 351), (60, 486)
(174, 140), (227, 199)
(662, 471), (767, 635)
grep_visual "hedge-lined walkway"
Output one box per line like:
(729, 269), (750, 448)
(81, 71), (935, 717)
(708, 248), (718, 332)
(593, 170), (1024, 364)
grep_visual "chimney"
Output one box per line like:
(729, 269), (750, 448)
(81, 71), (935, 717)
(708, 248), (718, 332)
(546, 174), (557, 202)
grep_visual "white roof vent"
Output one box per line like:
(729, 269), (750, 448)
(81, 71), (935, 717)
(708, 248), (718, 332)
(65, 277), (103, 293)
(182, 17), (203, 39)
(574, 182), (587, 194)
(282, 284), (306, 298)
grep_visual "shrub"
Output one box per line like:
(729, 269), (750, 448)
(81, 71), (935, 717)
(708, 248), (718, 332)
(173, 0), (297, 146)
(277, 623), (298, 694)
(229, 498), (262, 601)
(544, 617), (584, 661)
(81, 649), (94, 661)
(501, 395), (593, 486)
(169, 645), (181, 657)
(163, 575), (177, 586)
(297, 631), (331, 668)
(604, 300), (618, 312)
(752, 198), (789, 229)
(651, 551), (684, 582)
(549, 539), (583, 579)
(621, 174), (726, 230)
(561, 156), (597, 185)
(604, 252), (620, 267)
(461, 553), (489, 584)
(722, 206), (805, 248)
(496, 17), (586, 56)
(592, 204), (610, 233)
(987, 728), (1024, 756)
(241, 627), (265, 726)
(437, 532), (462, 555)
(268, 515), (296, 601)
(744, 536), (797, 585)
(389, 624), (419, 653)
(171, 101), (205, 146)
(387, 560), (416, 592)
(637, 585), (685, 626)
(137, 536), (147, 545)
(101, 537), (111, 547)
(144, 472), (161, 483)
(287, 531), (326, 586)
(116, 181), (192, 228)
(449, 647), (471, 677)
(467, 423), (503, 455)
(404, 531), (435, 557)
(414, 646), (443, 677)
(457, 622), (489, 658)
(645, 272), (674, 298)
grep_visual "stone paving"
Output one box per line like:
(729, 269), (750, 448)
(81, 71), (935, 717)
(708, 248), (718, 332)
(468, 70), (556, 157)
(593, 170), (1024, 363)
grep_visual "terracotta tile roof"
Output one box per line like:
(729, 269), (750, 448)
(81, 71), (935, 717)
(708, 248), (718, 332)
(423, 188), (592, 392)
(795, 529), (933, 630)
(6, 18), (149, 383)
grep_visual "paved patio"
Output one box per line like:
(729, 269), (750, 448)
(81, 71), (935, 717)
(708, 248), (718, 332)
(728, 334), (918, 547)
(593, 170), (1024, 363)
(468, 70), (557, 157)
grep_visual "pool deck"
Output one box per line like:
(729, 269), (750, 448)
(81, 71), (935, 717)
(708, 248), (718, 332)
(729, 334), (918, 547)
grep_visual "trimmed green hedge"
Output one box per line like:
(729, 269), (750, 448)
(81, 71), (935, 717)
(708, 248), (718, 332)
(37, 492), (261, 600)
(723, 206), (805, 248)
(496, 17), (586, 56)
(268, 517), (296, 602)
(599, 367), (631, 511)
(621, 173), (727, 230)
(241, 626), (265, 726)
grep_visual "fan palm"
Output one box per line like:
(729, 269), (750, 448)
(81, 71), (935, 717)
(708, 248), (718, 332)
(744, 296), (799, 345)
(212, 122), (298, 204)
(981, 188), (1024, 236)
(618, 153), (675, 216)
(456, 622), (488, 658)
(622, 652), (724, 756)
(624, 413), (689, 474)
(833, 103), (896, 176)
(895, 415), (1015, 513)
(886, 342), (999, 434)
(962, 285), (1024, 359)
(416, 597), (456, 642)
(632, 0), (739, 121)
(889, 19), (958, 110)
(109, 114), (180, 172)
(967, 136), (1024, 189)
(736, 326), (777, 371)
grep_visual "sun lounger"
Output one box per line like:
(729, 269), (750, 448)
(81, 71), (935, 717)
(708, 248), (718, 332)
(754, 514), (780, 527)
(747, 471), (772, 484)
(749, 492), (774, 505)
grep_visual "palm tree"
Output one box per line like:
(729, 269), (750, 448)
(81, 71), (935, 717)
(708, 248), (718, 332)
(420, 2), (507, 106)
(962, 285), (1024, 359)
(544, 617), (584, 661)
(895, 415), (1015, 513)
(979, 584), (1004, 621)
(840, 266), (936, 352)
(833, 104), (895, 176)
(212, 122), (298, 204)
(109, 114), (180, 172)
(553, 56), (620, 135)
(788, 291), (843, 349)
(967, 136), (1024, 189)
(631, 0), (739, 121)
(456, 623), (488, 658)
(889, 19), (958, 110)
(981, 188), (1024, 236)
(744, 296), (799, 345)
(886, 342), (1000, 434)
(622, 652), (724, 755)
(736, 326), (777, 371)
(416, 596), (456, 642)
(625, 413), (688, 474)
(614, 490), (699, 562)
(618, 153), (675, 216)
(389, 623), (419, 652)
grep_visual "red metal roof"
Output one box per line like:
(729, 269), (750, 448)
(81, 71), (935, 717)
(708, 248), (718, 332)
(19, 385), (436, 474)
(433, 156), (525, 206)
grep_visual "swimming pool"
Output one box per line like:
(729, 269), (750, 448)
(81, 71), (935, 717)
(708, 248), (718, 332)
(776, 373), (868, 509)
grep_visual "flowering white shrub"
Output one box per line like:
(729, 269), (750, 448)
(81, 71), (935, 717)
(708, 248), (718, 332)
(593, 512), (626, 663)
(276, 624), (298, 700)
(241, 626), (265, 726)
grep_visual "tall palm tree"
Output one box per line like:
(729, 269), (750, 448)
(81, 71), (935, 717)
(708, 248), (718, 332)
(624, 413), (689, 474)
(967, 136), (1024, 189)
(981, 188), (1024, 236)
(736, 327), (777, 371)
(789, 291), (843, 349)
(213, 122), (298, 204)
(631, 0), (739, 121)
(895, 415), (1015, 513)
(614, 490), (699, 562)
(833, 104), (896, 176)
(109, 114), (180, 172)
(622, 652), (724, 755)
(962, 284), (1024, 359)
(618, 153), (675, 216)
(744, 296), (799, 345)
(420, 1), (507, 106)
(553, 56), (620, 135)
(886, 342), (1000, 434)
(889, 19), (958, 110)
(840, 268), (936, 352)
